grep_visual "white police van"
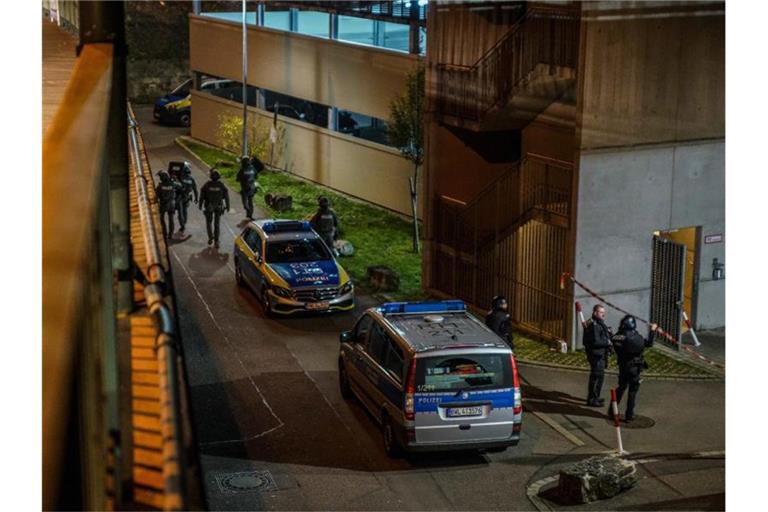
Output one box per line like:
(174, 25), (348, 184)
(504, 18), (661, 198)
(338, 300), (522, 457)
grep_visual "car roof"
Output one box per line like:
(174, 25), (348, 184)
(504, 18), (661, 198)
(369, 308), (509, 353)
(248, 219), (321, 242)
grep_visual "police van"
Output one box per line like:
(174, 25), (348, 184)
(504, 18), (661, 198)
(338, 300), (522, 457)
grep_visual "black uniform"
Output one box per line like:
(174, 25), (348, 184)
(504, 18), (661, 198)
(237, 159), (259, 219)
(177, 169), (198, 232)
(156, 173), (182, 237)
(611, 328), (654, 421)
(583, 317), (612, 405)
(485, 309), (514, 350)
(199, 174), (230, 247)
(310, 206), (339, 251)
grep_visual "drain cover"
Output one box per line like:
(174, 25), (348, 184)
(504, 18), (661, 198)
(215, 470), (278, 495)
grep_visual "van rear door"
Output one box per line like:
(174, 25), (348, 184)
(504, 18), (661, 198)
(413, 349), (517, 445)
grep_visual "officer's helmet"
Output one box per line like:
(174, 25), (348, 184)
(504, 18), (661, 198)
(619, 315), (637, 332)
(491, 295), (508, 311)
(210, 169), (221, 181)
(318, 196), (330, 208)
(158, 171), (170, 182)
(241, 156), (250, 166)
(183, 162), (192, 175)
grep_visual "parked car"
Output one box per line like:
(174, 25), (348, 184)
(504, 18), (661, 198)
(338, 300), (522, 457)
(234, 220), (355, 316)
(154, 78), (236, 127)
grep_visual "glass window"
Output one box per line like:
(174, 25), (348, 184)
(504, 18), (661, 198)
(419, 26), (427, 55)
(338, 15), (374, 47)
(367, 323), (389, 364)
(243, 229), (262, 254)
(297, 10), (329, 38)
(382, 21), (410, 52)
(416, 354), (512, 392)
(266, 238), (332, 263)
(354, 315), (374, 346)
(337, 110), (390, 146)
(264, 10), (290, 31)
(382, 339), (404, 383)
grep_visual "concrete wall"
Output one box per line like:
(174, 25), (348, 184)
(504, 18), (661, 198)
(189, 14), (421, 120)
(192, 92), (421, 217)
(573, 139), (725, 344)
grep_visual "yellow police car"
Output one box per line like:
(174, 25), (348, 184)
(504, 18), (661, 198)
(234, 220), (355, 316)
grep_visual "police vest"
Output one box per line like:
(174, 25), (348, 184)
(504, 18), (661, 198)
(157, 183), (176, 209)
(203, 182), (226, 209)
(317, 212), (335, 234)
(180, 177), (195, 199)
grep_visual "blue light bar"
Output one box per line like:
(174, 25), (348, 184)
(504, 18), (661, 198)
(262, 220), (311, 233)
(380, 300), (466, 315)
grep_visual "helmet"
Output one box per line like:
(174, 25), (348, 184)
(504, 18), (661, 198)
(157, 171), (170, 182)
(210, 169), (221, 181)
(619, 315), (637, 332)
(183, 162), (192, 175)
(241, 156), (250, 165)
(318, 196), (330, 208)
(491, 295), (508, 311)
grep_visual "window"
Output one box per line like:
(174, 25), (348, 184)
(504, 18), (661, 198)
(416, 354), (512, 392)
(382, 338), (404, 383)
(297, 10), (329, 38)
(382, 21), (410, 52)
(337, 110), (389, 146)
(338, 15), (374, 47)
(367, 323), (389, 364)
(354, 315), (373, 346)
(243, 229), (262, 254)
(264, 9), (290, 31)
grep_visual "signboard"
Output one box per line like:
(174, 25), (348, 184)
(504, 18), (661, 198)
(704, 234), (723, 244)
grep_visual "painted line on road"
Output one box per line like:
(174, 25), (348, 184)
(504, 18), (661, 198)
(172, 250), (285, 445)
(529, 410), (586, 447)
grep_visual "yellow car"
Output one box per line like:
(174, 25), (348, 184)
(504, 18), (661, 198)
(234, 220), (355, 316)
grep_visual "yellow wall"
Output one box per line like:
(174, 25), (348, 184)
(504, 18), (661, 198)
(579, 2), (725, 149)
(191, 92), (421, 218)
(189, 14), (421, 120)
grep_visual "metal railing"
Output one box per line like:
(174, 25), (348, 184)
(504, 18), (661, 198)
(431, 155), (574, 342)
(436, 5), (579, 122)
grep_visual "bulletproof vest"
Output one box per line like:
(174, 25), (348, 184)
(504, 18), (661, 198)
(612, 332), (645, 363)
(485, 310), (510, 338)
(203, 182), (226, 209)
(317, 212), (335, 234)
(240, 166), (256, 185)
(180, 176), (195, 197)
(157, 182), (176, 209)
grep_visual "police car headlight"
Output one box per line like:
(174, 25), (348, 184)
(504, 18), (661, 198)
(272, 286), (293, 299)
(340, 281), (353, 295)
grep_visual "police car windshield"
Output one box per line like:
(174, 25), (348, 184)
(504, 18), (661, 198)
(266, 238), (332, 263)
(416, 354), (512, 392)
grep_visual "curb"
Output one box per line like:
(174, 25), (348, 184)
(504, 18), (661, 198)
(526, 475), (557, 512)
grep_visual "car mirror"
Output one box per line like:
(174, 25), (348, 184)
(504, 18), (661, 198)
(340, 331), (353, 344)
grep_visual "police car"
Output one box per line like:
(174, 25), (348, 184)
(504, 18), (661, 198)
(234, 220), (354, 316)
(338, 300), (522, 457)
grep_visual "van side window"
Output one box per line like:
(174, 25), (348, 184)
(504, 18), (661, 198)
(382, 338), (404, 384)
(354, 315), (373, 346)
(367, 323), (389, 364)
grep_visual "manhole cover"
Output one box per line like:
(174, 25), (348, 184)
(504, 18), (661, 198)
(215, 470), (278, 495)
(605, 415), (655, 429)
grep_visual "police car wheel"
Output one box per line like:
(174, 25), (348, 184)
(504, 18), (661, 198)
(179, 113), (191, 127)
(338, 363), (353, 400)
(382, 416), (403, 458)
(261, 287), (275, 318)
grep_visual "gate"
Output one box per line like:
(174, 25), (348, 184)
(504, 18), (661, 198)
(650, 236), (686, 350)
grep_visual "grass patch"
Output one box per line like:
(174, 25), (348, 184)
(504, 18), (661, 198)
(178, 137), (426, 299)
(514, 334), (722, 379)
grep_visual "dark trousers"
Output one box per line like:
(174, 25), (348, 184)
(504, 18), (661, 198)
(177, 200), (190, 229)
(204, 209), (223, 242)
(615, 364), (642, 419)
(240, 188), (255, 218)
(586, 353), (606, 403)
(160, 208), (175, 236)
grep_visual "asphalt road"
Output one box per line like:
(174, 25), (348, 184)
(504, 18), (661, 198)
(134, 105), (725, 511)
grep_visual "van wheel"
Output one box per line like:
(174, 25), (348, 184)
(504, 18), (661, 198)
(339, 362), (353, 400)
(179, 112), (191, 127)
(382, 415), (403, 458)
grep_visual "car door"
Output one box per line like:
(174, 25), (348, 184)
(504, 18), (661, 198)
(357, 322), (391, 421)
(346, 315), (374, 408)
(240, 228), (263, 288)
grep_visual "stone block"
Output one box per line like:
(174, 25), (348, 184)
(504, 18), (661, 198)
(557, 455), (638, 505)
(366, 266), (400, 292)
(265, 193), (293, 212)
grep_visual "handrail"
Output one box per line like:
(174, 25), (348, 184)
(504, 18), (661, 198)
(42, 42), (114, 512)
(127, 104), (187, 511)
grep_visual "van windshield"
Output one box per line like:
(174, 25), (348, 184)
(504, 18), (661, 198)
(416, 353), (511, 392)
(170, 79), (192, 97)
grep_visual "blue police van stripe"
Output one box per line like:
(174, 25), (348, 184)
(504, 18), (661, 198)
(414, 388), (515, 413)
(269, 260), (340, 287)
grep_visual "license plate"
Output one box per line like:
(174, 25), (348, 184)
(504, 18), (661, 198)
(447, 406), (484, 417)
(305, 301), (329, 310)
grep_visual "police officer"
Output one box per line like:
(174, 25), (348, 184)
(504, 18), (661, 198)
(199, 168), (230, 248)
(236, 156), (258, 219)
(310, 196), (339, 253)
(176, 162), (198, 234)
(155, 171), (181, 237)
(610, 315), (658, 422)
(485, 295), (514, 350)
(583, 304), (613, 406)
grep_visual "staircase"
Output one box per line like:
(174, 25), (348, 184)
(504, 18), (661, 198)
(432, 154), (573, 341)
(435, 4), (580, 131)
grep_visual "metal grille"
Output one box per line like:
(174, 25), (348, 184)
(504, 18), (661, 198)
(650, 236), (686, 350)
(294, 286), (339, 302)
(431, 155), (572, 342)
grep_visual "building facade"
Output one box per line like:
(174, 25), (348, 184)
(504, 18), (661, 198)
(424, 1), (725, 347)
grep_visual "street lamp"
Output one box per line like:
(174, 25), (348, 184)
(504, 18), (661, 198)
(241, 0), (248, 158)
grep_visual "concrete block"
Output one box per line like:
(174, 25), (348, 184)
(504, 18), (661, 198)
(557, 455), (639, 505)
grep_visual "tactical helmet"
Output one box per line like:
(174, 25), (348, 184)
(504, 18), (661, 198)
(183, 162), (192, 175)
(210, 169), (221, 181)
(619, 315), (637, 332)
(241, 156), (250, 165)
(158, 171), (170, 182)
(491, 295), (508, 311)
(318, 196), (330, 208)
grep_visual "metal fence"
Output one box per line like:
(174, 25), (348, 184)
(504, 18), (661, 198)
(432, 155), (573, 342)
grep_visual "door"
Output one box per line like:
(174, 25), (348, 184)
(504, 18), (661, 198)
(650, 235), (686, 349)
(657, 227), (700, 327)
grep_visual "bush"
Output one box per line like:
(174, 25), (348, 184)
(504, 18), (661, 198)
(216, 113), (286, 165)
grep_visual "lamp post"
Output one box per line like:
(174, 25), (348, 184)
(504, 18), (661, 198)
(241, 0), (248, 158)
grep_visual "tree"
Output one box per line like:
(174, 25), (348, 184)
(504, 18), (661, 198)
(388, 66), (425, 254)
(216, 113), (285, 167)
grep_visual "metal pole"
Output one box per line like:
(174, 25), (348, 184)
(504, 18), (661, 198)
(242, 0), (248, 158)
